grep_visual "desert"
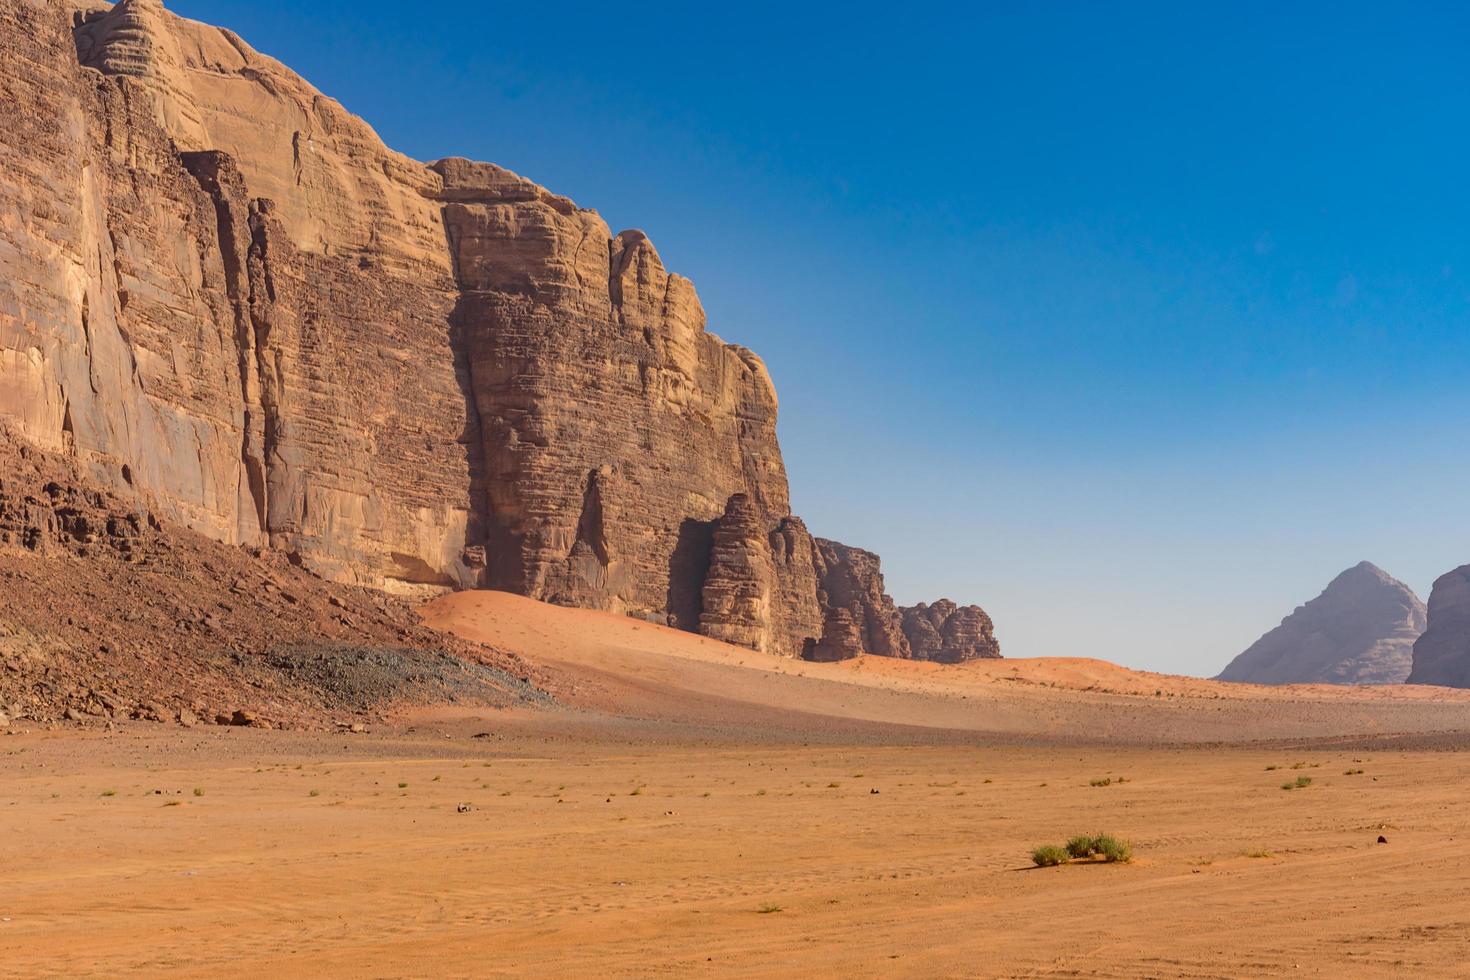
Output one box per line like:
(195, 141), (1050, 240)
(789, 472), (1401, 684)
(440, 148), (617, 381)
(6, 596), (1470, 976)
(5, 1), (1470, 977)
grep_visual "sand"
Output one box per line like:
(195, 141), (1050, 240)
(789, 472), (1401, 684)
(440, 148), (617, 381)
(4, 590), (1470, 977)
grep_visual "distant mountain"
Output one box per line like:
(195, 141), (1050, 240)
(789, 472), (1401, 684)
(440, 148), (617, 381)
(1217, 562), (1425, 685)
(1407, 565), (1470, 687)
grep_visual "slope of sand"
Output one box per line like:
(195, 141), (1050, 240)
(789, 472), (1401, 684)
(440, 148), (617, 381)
(422, 590), (1470, 744)
(5, 590), (1470, 977)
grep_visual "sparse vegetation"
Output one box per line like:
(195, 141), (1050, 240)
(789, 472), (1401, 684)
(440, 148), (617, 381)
(1093, 834), (1132, 863)
(397, 781), (408, 789)
(1090, 777), (1112, 787)
(309, 789), (321, 797)
(192, 787), (204, 797)
(1065, 834), (1096, 858)
(100, 789), (116, 797)
(1035, 833), (1132, 866)
(1281, 776), (1313, 791)
(757, 903), (783, 914)
(1344, 769), (1365, 776)
(629, 786), (644, 796)
(1246, 849), (1274, 859)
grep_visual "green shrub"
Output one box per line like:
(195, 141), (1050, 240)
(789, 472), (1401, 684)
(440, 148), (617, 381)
(1065, 834), (1097, 858)
(1031, 844), (1070, 867)
(1093, 834), (1133, 863)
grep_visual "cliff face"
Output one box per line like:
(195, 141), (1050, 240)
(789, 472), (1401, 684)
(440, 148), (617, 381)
(0, 0), (998, 661)
(1217, 562), (1424, 686)
(1407, 566), (1470, 687)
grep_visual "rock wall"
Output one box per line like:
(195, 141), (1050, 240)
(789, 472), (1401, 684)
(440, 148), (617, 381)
(0, 0), (999, 659)
(1407, 565), (1470, 688)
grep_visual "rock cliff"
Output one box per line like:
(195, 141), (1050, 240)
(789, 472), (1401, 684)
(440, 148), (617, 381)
(0, 0), (998, 663)
(1216, 562), (1424, 685)
(1407, 565), (1470, 687)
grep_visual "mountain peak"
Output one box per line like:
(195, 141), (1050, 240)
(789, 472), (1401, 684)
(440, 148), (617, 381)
(1217, 563), (1426, 685)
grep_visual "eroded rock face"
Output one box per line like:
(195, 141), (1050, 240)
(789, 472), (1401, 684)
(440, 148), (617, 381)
(813, 540), (909, 658)
(806, 606), (864, 663)
(1218, 562), (1424, 685)
(1408, 566), (1470, 688)
(900, 600), (1001, 663)
(0, 0), (1000, 659)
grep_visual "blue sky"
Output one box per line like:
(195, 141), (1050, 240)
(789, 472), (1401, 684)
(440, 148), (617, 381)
(174, 0), (1470, 675)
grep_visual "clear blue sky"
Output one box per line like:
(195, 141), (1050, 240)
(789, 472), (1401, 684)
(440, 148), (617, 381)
(174, 0), (1470, 676)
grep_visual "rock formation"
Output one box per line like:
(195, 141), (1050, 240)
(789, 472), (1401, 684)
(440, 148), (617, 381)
(1216, 562), (1424, 685)
(901, 600), (1001, 663)
(1407, 565), (1470, 687)
(0, 0), (998, 664)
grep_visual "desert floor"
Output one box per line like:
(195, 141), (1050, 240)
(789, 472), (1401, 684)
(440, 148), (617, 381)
(5, 592), (1470, 978)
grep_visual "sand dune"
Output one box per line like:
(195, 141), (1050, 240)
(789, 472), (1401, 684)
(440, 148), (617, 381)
(422, 590), (1470, 744)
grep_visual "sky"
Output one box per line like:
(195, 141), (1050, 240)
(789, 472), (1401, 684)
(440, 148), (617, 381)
(173, 0), (1470, 676)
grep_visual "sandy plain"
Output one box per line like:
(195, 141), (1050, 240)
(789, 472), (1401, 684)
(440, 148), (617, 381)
(4, 591), (1470, 978)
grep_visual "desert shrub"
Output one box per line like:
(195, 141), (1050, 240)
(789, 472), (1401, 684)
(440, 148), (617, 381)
(1066, 834), (1098, 858)
(1031, 844), (1070, 867)
(1281, 776), (1313, 791)
(1089, 777), (1112, 787)
(1093, 834), (1132, 863)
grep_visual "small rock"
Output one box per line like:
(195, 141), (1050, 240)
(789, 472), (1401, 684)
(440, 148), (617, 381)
(230, 709), (257, 727)
(64, 707), (85, 723)
(457, 803), (473, 813)
(1377, 835), (1388, 844)
(0, 710), (9, 728)
(348, 722), (366, 734)
(869, 788), (880, 795)
(178, 708), (198, 727)
(213, 713), (233, 726)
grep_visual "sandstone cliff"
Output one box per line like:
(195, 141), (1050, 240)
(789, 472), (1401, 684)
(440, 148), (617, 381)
(1407, 565), (1470, 687)
(1216, 562), (1424, 685)
(0, 0), (998, 664)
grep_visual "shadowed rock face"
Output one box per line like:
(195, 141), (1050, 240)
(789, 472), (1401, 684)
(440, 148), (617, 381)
(1217, 562), (1424, 685)
(0, 0), (998, 659)
(1408, 566), (1470, 688)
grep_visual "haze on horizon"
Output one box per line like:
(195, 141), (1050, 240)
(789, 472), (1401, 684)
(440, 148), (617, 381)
(169, 0), (1470, 677)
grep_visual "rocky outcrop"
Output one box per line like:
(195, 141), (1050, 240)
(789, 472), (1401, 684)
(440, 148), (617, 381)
(1217, 562), (1424, 685)
(0, 0), (999, 662)
(813, 540), (909, 658)
(1407, 566), (1470, 687)
(900, 601), (1001, 663)
(805, 607), (865, 663)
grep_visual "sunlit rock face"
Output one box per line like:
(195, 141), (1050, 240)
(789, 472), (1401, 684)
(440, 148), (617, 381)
(0, 0), (999, 654)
